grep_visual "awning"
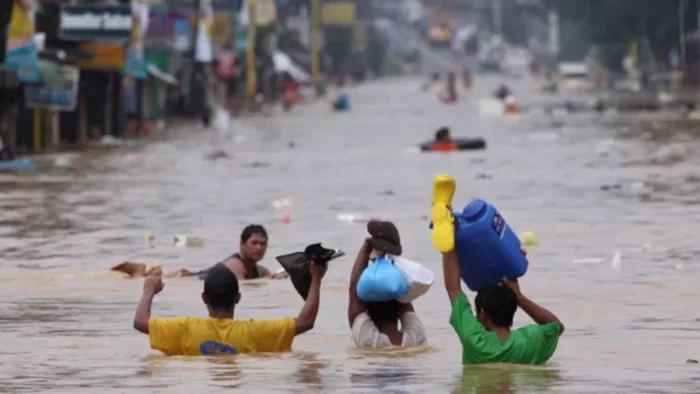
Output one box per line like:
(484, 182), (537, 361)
(146, 63), (177, 85)
(273, 50), (310, 83)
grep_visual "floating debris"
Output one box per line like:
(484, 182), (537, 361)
(600, 184), (622, 191)
(271, 198), (292, 211)
(611, 251), (622, 271)
(336, 214), (379, 224)
(518, 232), (540, 248)
(53, 156), (73, 168)
(173, 236), (204, 248)
(246, 161), (271, 168)
(573, 258), (605, 264)
(204, 150), (231, 160)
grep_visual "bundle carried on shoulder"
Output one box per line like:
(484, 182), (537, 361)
(356, 255), (434, 303)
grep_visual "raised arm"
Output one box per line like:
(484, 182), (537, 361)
(442, 250), (464, 306)
(294, 261), (326, 335)
(133, 276), (164, 334)
(502, 278), (565, 334)
(347, 237), (372, 327)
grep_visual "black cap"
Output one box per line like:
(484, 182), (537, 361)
(204, 263), (240, 305)
(367, 220), (402, 256)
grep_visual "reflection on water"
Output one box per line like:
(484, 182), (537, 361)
(452, 365), (561, 394)
(1, 77), (700, 392)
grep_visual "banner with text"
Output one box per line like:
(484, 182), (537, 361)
(59, 5), (132, 42)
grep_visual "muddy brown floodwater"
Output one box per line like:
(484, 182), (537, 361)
(1, 76), (700, 393)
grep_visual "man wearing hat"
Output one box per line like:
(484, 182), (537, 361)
(347, 220), (428, 348)
(133, 260), (327, 355)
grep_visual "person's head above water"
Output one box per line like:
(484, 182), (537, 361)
(474, 284), (518, 331)
(366, 300), (401, 328)
(435, 127), (451, 142)
(202, 263), (241, 318)
(240, 224), (268, 263)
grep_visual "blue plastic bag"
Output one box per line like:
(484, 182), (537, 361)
(0, 158), (34, 171)
(356, 257), (409, 302)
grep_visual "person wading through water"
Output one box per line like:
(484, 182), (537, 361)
(112, 224), (276, 280)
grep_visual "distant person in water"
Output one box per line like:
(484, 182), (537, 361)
(347, 222), (427, 348)
(133, 260), (326, 355)
(462, 68), (472, 89)
(332, 76), (350, 111)
(440, 72), (458, 103)
(435, 127), (452, 143)
(682, 102), (696, 118)
(494, 85), (512, 101)
(281, 71), (301, 112)
(113, 224), (275, 280)
(504, 95), (520, 114)
(429, 127), (458, 152)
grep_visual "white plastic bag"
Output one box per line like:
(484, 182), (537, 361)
(390, 255), (435, 303)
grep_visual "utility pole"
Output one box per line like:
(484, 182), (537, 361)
(246, 0), (257, 100)
(491, 0), (502, 36)
(310, 0), (321, 89)
(547, 5), (559, 61)
(697, 0), (700, 87)
(189, 0), (201, 118)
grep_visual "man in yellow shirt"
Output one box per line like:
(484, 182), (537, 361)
(133, 261), (327, 356)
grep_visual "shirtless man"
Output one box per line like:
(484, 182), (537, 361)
(217, 224), (272, 279)
(112, 224), (274, 280)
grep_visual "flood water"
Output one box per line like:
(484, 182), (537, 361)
(1, 76), (699, 393)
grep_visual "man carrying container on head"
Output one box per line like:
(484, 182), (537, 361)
(431, 175), (564, 365)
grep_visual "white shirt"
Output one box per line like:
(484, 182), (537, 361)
(351, 311), (427, 349)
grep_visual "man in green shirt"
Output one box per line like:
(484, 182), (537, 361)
(442, 249), (565, 365)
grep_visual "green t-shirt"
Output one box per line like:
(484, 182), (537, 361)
(450, 293), (561, 365)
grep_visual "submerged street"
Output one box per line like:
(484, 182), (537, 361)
(1, 76), (699, 393)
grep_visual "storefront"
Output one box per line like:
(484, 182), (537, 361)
(59, 4), (133, 139)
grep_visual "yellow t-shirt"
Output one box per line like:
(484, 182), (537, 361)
(148, 317), (296, 356)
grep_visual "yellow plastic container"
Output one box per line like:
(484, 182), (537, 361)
(431, 174), (456, 253)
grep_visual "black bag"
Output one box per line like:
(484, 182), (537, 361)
(276, 243), (344, 300)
